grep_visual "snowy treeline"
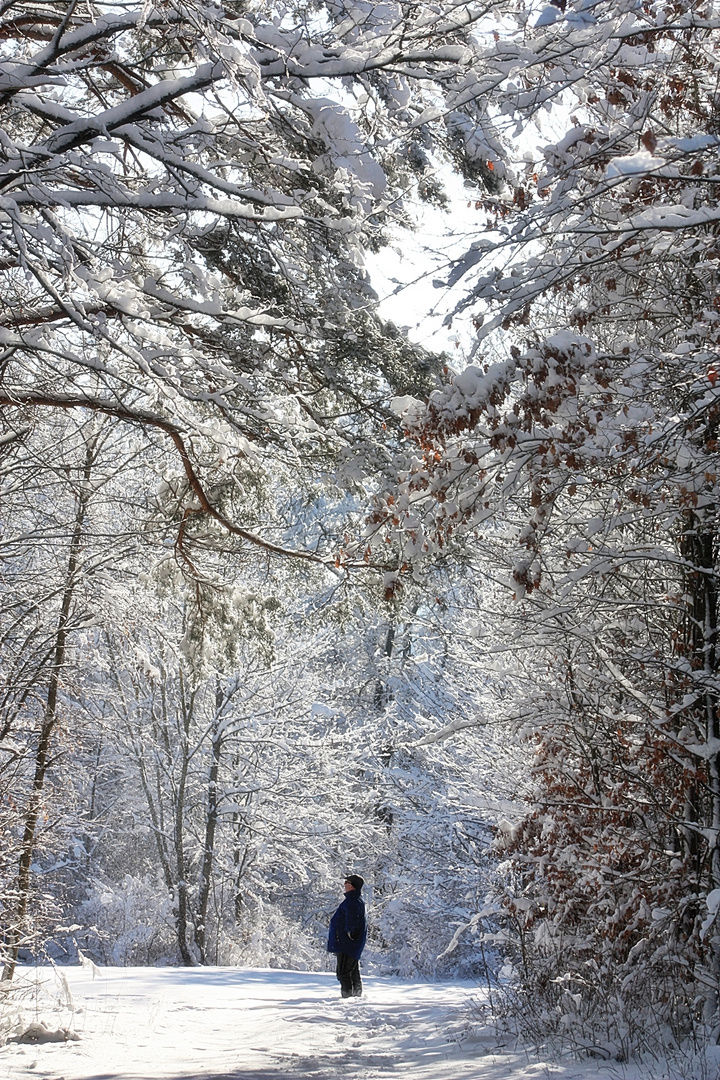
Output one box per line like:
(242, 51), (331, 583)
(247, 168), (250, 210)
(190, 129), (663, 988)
(0, 0), (516, 985)
(2, 0), (720, 1061)
(1, 372), (512, 978)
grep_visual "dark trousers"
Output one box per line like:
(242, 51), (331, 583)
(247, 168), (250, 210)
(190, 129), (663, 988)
(336, 952), (362, 998)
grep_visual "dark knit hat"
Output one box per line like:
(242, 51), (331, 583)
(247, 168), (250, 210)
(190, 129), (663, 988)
(345, 874), (364, 891)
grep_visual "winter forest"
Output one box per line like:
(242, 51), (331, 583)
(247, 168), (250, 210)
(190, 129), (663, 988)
(1, 0), (720, 1069)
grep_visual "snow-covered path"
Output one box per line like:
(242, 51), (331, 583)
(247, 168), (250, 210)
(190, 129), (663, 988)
(0, 966), (667, 1080)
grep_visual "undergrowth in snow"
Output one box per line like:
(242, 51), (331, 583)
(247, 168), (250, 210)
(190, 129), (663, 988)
(1, 966), (720, 1080)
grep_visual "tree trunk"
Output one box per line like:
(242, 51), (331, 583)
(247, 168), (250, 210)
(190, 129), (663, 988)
(194, 682), (224, 963)
(681, 516), (720, 879)
(682, 511), (720, 1031)
(2, 438), (94, 981)
(174, 669), (195, 967)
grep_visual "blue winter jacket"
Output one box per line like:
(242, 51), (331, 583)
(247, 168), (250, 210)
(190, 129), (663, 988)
(327, 889), (367, 961)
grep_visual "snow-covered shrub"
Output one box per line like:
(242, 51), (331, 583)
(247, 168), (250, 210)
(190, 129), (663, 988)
(369, 884), (497, 981)
(219, 902), (325, 971)
(78, 875), (176, 967)
(493, 693), (713, 1058)
(0, 984), (23, 1047)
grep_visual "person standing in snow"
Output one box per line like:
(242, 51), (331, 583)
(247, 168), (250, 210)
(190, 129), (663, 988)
(327, 874), (367, 998)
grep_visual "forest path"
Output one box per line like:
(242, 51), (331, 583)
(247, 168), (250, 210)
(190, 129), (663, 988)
(0, 966), (647, 1080)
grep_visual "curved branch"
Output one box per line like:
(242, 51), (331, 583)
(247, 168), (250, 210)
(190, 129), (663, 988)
(0, 391), (334, 567)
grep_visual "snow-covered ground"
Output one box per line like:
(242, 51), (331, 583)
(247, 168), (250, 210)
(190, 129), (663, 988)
(0, 966), (712, 1080)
